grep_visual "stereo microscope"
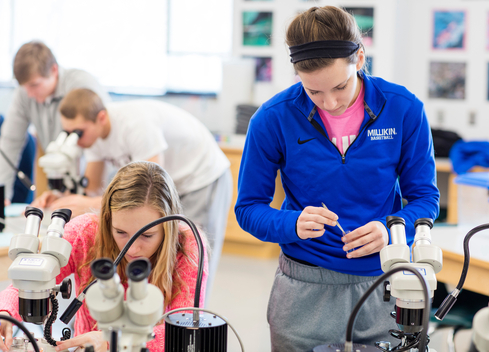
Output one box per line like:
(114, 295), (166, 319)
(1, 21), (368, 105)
(38, 130), (88, 194)
(8, 206), (73, 351)
(85, 257), (163, 352)
(379, 216), (443, 351)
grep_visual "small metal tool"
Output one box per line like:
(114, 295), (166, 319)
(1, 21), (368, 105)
(322, 202), (354, 253)
(321, 202), (346, 234)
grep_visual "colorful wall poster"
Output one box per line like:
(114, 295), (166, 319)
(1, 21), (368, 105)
(428, 61), (466, 99)
(243, 56), (273, 81)
(242, 11), (273, 46)
(365, 56), (373, 75)
(344, 7), (374, 47)
(255, 57), (272, 81)
(433, 10), (466, 49)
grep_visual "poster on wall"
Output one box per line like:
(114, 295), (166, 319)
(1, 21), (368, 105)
(243, 56), (273, 81)
(428, 61), (466, 99)
(432, 10), (466, 50)
(343, 7), (374, 47)
(365, 56), (374, 75)
(255, 57), (272, 81)
(242, 11), (273, 46)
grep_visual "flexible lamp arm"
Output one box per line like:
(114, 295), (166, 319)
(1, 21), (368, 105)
(61, 214), (204, 324)
(0, 148), (36, 192)
(344, 265), (431, 352)
(435, 223), (489, 320)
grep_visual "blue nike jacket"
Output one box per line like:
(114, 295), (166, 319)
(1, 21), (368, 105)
(235, 71), (440, 276)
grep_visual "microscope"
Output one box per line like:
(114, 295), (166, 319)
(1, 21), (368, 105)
(312, 217), (437, 352)
(379, 216), (443, 351)
(8, 206), (73, 351)
(85, 257), (163, 352)
(38, 130), (88, 194)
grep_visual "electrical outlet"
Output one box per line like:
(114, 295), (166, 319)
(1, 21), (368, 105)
(469, 111), (476, 125)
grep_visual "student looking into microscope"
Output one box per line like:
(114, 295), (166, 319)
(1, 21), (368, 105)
(0, 161), (209, 352)
(31, 88), (232, 299)
(234, 5), (440, 351)
(0, 41), (109, 204)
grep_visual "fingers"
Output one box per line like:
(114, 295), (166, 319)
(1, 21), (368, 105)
(30, 197), (42, 207)
(31, 191), (52, 208)
(49, 196), (74, 211)
(56, 332), (106, 352)
(297, 227), (326, 240)
(0, 324), (12, 352)
(342, 221), (388, 258)
(4, 327), (12, 352)
(56, 335), (84, 351)
(297, 206), (338, 240)
(0, 339), (8, 352)
(301, 206), (338, 226)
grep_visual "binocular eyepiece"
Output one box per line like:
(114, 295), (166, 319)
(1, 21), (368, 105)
(91, 257), (151, 281)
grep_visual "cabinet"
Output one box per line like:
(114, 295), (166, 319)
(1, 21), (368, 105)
(435, 158), (489, 224)
(221, 146), (283, 258)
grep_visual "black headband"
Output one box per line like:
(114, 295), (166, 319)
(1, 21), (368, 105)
(289, 40), (360, 63)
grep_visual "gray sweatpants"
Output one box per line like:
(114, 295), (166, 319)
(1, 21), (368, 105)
(179, 169), (233, 305)
(268, 253), (399, 351)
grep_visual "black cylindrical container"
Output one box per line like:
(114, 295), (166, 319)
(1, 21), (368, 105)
(165, 312), (227, 352)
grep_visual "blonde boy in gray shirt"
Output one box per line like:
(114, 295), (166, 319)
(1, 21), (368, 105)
(0, 41), (110, 202)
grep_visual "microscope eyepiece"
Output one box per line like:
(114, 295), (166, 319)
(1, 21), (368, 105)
(72, 129), (84, 138)
(24, 206), (44, 220)
(127, 258), (151, 282)
(414, 218), (433, 229)
(51, 208), (72, 223)
(91, 258), (116, 280)
(386, 216), (405, 229)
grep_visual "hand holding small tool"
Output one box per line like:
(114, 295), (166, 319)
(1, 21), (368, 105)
(296, 205), (338, 240)
(322, 202), (353, 253)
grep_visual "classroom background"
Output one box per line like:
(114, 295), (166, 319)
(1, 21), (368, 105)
(1, 0), (489, 351)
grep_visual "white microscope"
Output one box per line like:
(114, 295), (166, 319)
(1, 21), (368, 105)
(8, 206), (73, 352)
(379, 216), (443, 351)
(85, 257), (163, 352)
(38, 130), (88, 195)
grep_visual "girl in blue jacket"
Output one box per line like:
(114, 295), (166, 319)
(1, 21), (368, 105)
(235, 5), (439, 351)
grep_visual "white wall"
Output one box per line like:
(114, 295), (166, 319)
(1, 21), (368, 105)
(232, 0), (400, 105)
(1, 0), (488, 140)
(231, 0), (489, 141)
(393, 0), (489, 140)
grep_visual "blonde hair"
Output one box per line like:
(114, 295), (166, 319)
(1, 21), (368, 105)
(80, 161), (194, 307)
(286, 6), (364, 73)
(60, 88), (106, 122)
(13, 41), (57, 84)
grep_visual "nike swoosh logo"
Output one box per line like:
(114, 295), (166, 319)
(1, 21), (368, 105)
(297, 137), (316, 145)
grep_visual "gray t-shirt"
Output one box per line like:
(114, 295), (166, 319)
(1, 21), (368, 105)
(0, 67), (110, 200)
